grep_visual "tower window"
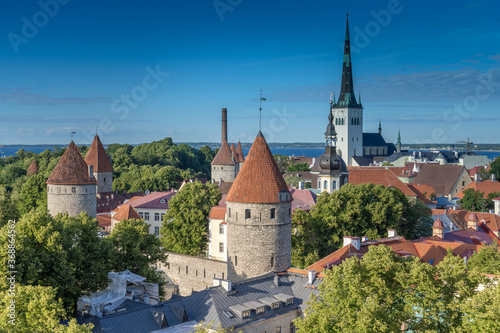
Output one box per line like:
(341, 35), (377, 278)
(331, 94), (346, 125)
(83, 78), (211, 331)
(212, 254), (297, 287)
(228, 208), (231, 217)
(245, 209), (251, 219)
(324, 180), (327, 189)
(235, 255), (238, 266)
(104, 177), (106, 183)
(271, 256), (274, 267)
(71, 187), (76, 193)
(270, 208), (276, 219)
(219, 223), (224, 234)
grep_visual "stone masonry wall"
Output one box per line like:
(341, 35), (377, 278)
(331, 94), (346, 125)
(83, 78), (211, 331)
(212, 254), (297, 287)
(47, 184), (97, 218)
(227, 201), (292, 281)
(211, 165), (236, 183)
(159, 252), (227, 296)
(94, 171), (113, 193)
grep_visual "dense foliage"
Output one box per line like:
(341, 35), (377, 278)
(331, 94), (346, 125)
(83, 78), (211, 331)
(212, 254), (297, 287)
(160, 181), (222, 256)
(294, 245), (499, 332)
(458, 188), (500, 212)
(273, 154), (311, 174)
(291, 183), (433, 268)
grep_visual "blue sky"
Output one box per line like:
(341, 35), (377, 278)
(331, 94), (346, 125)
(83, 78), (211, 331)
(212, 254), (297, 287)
(0, 0), (499, 145)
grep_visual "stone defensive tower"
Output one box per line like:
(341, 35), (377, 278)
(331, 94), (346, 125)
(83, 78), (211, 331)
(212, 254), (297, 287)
(85, 134), (114, 193)
(226, 131), (292, 281)
(46, 141), (97, 218)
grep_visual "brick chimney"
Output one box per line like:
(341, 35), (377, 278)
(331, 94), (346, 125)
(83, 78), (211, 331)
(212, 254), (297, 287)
(221, 108), (227, 143)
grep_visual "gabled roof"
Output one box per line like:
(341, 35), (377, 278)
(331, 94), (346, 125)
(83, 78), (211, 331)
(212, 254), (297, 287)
(289, 188), (317, 208)
(347, 167), (417, 196)
(47, 141), (97, 185)
(236, 142), (245, 163)
(456, 180), (500, 199)
(126, 191), (176, 209)
(412, 164), (469, 196)
(27, 158), (38, 175)
(217, 181), (233, 195)
(113, 204), (141, 221)
(226, 132), (291, 203)
(362, 133), (387, 147)
(211, 141), (235, 166)
(85, 135), (114, 173)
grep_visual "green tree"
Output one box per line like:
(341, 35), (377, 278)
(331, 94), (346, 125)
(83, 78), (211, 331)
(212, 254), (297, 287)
(0, 185), (19, 227)
(459, 188), (487, 211)
(459, 280), (500, 332)
(0, 285), (93, 333)
(488, 155), (500, 181)
(17, 174), (47, 215)
(160, 181), (222, 256)
(291, 209), (319, 269)
(109, 218), (168, 295)
(273, 154), (292, 174)
(287, 162), (310, 172)
(467, 244), (500, 275)
(298, 183), (432, 261)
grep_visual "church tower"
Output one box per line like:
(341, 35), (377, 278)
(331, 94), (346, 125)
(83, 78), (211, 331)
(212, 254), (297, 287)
(46, 141), (97, 218)
(226, 131), (292, 281)
(85, 134), (113, 193)
(331, 15), (363, 166)
(318, 105), (348, 193)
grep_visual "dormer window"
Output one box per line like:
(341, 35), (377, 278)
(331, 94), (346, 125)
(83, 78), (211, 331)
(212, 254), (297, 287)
(160, 199), (166, 204)
(242, 310), (250, 318)
(279, 191), (290, 202)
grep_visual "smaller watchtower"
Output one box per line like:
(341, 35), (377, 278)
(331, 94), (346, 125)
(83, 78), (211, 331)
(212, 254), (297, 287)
(85, 135), (113, 193)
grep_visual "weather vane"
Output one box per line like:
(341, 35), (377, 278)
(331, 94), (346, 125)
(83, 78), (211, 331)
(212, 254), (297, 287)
(259, 89), (266, 131)
(70, 131), (76, 141)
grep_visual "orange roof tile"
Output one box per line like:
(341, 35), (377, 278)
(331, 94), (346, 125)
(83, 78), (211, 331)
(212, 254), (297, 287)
(112, 204), (141, 221)
(85, 135), (114, 173)
(347, 168), (417, 196)
(456, 180), (500, 199)
(47, 142), (97, 185)
(211, 141), (235, 165)
(218, 181), (233, 194)
(209, 206), (227, 221)
(27, 158), (38, 175)
(226, 132), (291, 203)
(236, 142), (245, 163)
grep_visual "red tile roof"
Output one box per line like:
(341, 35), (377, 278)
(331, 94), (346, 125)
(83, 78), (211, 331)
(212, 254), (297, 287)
(96, 213), (111, 230)
(347, 168), (417, 197)
(407, 184), (437, 204)
(226, 132), (291, 203)
(289, 188), (317, 208)
(112, 204), (141, 221)
(85, 135), (113, 173)
(47, 141), (97, 185)
(211, 141), (235, 165)
(27, 158), (38, 175)
(433, 218), (444, 229)
(456, 180), (500, 199)
(236, 142), (245, 163)
(217, 181), (233, 194)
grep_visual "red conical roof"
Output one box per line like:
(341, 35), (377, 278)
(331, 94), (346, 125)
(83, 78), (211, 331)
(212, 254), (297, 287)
(47, 142), (97, 185)
(211, 141), (235, 165)
(226, 131), (291, 203)
(236, 142), (245, 162)
(27, 158), (38, 175)
(85, 135), (113, 173)
(113, 204), (141, 221)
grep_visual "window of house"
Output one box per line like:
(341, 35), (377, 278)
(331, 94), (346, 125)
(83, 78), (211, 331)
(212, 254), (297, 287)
(219, 223), (224, 234)
(186, 265), (188, 274)
(286, 298), (293, 306)
(323, 180), (327, 189)
(219, 242), (224, 253)
(104, 177), (106, 183)
(257, 307), (264, 314)
(155, 213), (160, 221)
(228, 208), (231, 217)
(290, 322), (296, 333)
(245, 209), (251, 219)
(235, 255), (238, 266)
(71, 187), (76, 193)
(155, 226), (159, 236)
(139, 212), (144, 219)
(270, 208), (276, 219)
(144, 212), (150, 220)
(161, 213), (165, 220)
(242, 310), (250, 318)
(272, 303), (280, 310)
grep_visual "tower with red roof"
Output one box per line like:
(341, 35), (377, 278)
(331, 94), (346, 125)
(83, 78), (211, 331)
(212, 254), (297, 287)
(85, 135), (114, 193)
(46, 141), (97, 217)
(226, 131), (292, 281)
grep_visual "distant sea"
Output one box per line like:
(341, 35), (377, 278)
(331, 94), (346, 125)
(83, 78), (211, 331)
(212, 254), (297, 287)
(1, 145), (500, 161)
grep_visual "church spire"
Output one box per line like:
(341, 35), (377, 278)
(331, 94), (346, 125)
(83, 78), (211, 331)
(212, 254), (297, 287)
(396, 128), (402, 153)
(378, 120), (382, 134)
(336, 14), (359, 107)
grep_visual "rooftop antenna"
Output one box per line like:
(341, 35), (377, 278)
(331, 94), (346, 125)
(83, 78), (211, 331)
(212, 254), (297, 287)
(70, 131), (76, 142)
(259, 89), (266, 131)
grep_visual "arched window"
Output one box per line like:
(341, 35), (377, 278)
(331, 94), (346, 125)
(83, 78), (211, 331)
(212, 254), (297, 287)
(342, 118), (345, 125)
(332, 180), (337, 190)
(323, 180), (328, 189)
(318, 180), (321, 189)
(354, 149), (356, 156)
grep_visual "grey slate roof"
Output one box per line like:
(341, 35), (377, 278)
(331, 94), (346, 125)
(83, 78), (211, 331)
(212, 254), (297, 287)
(83, 271), (321, 333)
(363, 133), (387, 147)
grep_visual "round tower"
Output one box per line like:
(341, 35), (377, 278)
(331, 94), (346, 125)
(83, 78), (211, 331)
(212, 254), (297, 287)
(46, 141), (97, 218)
(85, 134), (114, 193)
(226, 131), (292, 281)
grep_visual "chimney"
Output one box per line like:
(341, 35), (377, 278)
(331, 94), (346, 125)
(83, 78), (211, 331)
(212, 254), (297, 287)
(492, 173), (497, 182)
(307, 270), (315, 284)
(213, 278), (221, 287)
(88, 165), (94, 178)
(474, 173), (481, 183)
(274, 275), (280, 286)
(361, 236), (368, 242)
(343, 236), (352, 247)
(388, 229), (397, 237)
(221, 279), (232, 292)
(221, 108), (228, 143)
(351, 237), (360, 251)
